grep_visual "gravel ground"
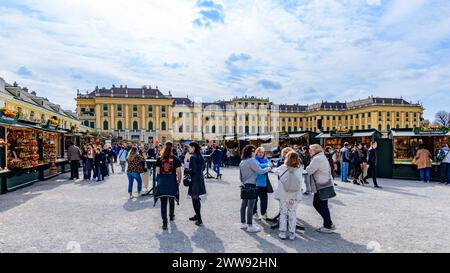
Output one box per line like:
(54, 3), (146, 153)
(1, 165), (449, 253)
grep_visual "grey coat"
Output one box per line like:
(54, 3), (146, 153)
(239, 158), (270, 185)
(67, 145), (82, 161)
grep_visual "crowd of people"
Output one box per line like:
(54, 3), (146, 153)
(64, 137), (450, 242)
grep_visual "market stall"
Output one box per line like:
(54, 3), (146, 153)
(389, 127), (450, 181)
(280, 131), (319, 148)
(0, 119), (72, 194)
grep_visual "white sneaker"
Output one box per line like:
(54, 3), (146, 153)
(240, 223), (248, 229)
(317, 227), (334, 234)
(289, 232), (296, 240)
(262, 214), (269, 220)
(246, 225), (261, 233)
(278, 232), (287, 240)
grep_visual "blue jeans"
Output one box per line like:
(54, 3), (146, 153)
(213, 163), (221, 176)
(87, 159), (94, 180)
(127, 172), (142, 193)
(340, 162), (349, 181)
(96, 163), (103, 181)
(419, 168), (431, 182)
(441, 163), (450, 183)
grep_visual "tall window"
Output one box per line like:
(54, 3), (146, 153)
(117, 121), (123, 130)
(161, 121), (166, 131)
(161, 106), (166, 118)
(133, 105), (138, 117)
(103, 121), (109, 130)
(133, 121), (139, 130)
(117, 104), (122, 117)
(148, 121), (153, 131)
(148, 105), (153, 117)
(212, 125), (216, 134)
(205, 125), (210, 134)
(179, 126), (183, 133)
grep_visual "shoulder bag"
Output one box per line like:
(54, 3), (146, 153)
(311, 172), (336, 201)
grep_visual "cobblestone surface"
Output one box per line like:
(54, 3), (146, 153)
(1, 165), (450, 253)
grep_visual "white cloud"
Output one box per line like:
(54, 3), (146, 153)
(0, 0), (449, 120)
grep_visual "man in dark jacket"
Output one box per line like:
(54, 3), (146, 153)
(364, 141), (382, 189)
(67, 142), (82, 180)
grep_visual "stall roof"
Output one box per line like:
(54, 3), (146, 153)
(0, 121), (35, 130)
(237, 135), (272, 141)
(390, 129), (450, 137)
(289, 133), (306, 138)
(316, 130), (379, 138)
(224, 136), (236, 141)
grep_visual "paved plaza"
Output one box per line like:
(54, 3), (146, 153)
(1, 166), (450, 253)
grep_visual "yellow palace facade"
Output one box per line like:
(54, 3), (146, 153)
(0, 77), (80, 130)
(76, 85), (424, 142)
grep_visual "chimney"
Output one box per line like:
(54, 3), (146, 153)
(13, 81), (18, 87)
(31, 91), (37, 96)
(23, 87), (28, 92)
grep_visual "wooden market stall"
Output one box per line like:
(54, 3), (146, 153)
(389, 127), (450, 181)
(0, 121), (71, 194)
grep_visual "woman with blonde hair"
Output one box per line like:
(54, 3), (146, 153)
(306, 144), (336, 233)
(253, 146), (272, 220)
(271, 151), (304, 240)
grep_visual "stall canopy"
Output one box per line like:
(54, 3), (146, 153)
(238, 134), (272, 141)
(316, 130), (380, 139)
(390, 129), (450, 137)
(288, 133), (306, 138)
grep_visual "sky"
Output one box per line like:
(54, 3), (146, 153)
(0, 0), (449, 120)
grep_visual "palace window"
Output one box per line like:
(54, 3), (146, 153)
(161, 121), (166, 131)
(205, 125), (210, 134)
(148, 121), (153, 131)
(103, 121), (109, 130)
(179, 126), (183, 133)
(133, 105), (138, 117)
(186, 125), (190, 132)
(117, 121), (123, 130)
(133, 121), (139, 130)
(103, 104), (108, 111)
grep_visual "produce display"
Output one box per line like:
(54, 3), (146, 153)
(42, 132), (58, 175)
(7, 129), (41, 169)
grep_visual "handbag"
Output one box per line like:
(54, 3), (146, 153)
(311, 174), (336, 201)
(183, 174), (192, 187)
(240, 184), (257, 200)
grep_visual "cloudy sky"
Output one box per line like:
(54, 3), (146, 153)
(0, 0), (449, 119)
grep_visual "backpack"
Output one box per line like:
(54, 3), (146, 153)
(279, 168), (301, 193)
(437, 149), (450, 162)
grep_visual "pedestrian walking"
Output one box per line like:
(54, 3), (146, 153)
(271, 151), (303, 240)
(81, 145), (89, 180)
(339, 142), (351, 182)
(239, 145), (271, 233)
(413, 144), (432, 183)
(253, 147), (271, 220)
(67, 141), (81, 180)
(437, 144), (450, 184)
(126, 146), (144, 198)
(305, 144), (336, 233)
(364, 141), (382, 188)
(155, 142), (182, 230)
(350, 144), (364, 185)
(118, 147), (128, 173)
(212, 145), (223, 179)
(94, 147), (106, 181)
(186, 142), (206, 227)
(86, 144), (95, 180)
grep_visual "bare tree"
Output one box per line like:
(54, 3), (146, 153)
(434, 111), (450, 126)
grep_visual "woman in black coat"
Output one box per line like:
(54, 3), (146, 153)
(187, 142), (206, 226)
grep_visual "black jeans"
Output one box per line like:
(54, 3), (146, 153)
(313, 193), (333, 229)
(364, 164), (378, 187)
(253, 187), (268, 215)
(352, 163), (362, 181)
(70, 160), (79, 179)
(440, 162), (450, 183)
(160, 197), (175, 224)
